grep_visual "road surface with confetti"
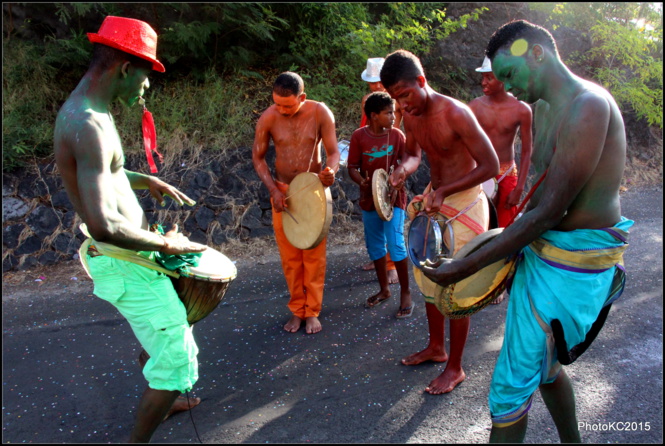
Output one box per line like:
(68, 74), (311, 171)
(2, 186), (662, 443)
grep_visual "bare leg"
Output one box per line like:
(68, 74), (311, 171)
(539, 369), (581, 443)
(386, 252), (398, 284)
(425, 316), (469, 394)
(361, 260), (375, 271)
(305, 316), (322, 334)
(284, 315), (303, 333)
(365, 256), (392, 307)
(128, 387), (180, 443)
(489, 414), (528, 443)
(401, 302), (448, 365)
(394, 258), (412, 315)
(136, 349), (201, 421)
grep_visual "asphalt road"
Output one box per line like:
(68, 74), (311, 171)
(2, 186), (662, 444)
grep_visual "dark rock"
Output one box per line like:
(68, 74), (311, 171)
(206, 194), (230, 209)
(3, 197), (31, 222)
(38, 250), (60, 266)
(261, 209), (273, 226)
(17, 174), (48, 198)
(216, 210), (234, 228)
(211, 227), (228, 245)
(3, 223), (25, 249)
(188, 228), (207, 244)
(193, 171), (213, 190)
(15, 235), (42, 255)
(18, 256), (39, 270)
(53, 232), (78, 255)
(26, 205), (63, 238)
(195, 206), (215, 230)
(51, 190), (74, 210)
(248, 226), (273, 238)
(2, 253), (19, 273)
(241, 205), (263, 230)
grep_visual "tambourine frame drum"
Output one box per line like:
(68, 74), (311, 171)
(171, 247), (237, 325)
(283, 172), (333, 250)
(372, 168), (394, 221)
(407, 212), (455, 268)
(337, 139), (352, 182)
(434, 228), (517, 319)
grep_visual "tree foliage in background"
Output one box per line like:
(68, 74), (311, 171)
(2, 2), (662, 172)
(530, 2), (663, 127)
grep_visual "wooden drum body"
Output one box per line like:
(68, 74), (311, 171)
(434, 228), (516, 319)
(171, 247), (237, 325)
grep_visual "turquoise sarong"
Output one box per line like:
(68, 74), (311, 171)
(489, 217), (634, 427)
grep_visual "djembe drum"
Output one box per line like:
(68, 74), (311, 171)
(170, 247), (237, 325)
(431, 228), (517, 319)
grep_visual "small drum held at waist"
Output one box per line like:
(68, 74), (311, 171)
(171, 247), (237, 325)
(283, 172), (333, 250)
(407, 212), (455, 268)
(433, 228), (516, 319)
(372, 168), (394, 221)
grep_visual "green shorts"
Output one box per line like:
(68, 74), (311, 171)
(87, 253), (199, 392)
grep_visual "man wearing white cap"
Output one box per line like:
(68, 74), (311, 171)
(54, 16), (204, 442)
(469, 56), (533, 231)
(358, 57), (403, 279)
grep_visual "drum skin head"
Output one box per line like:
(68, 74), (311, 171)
(407, 213), (454, 267)
(283, 172), (333, 250)
(372, 168), (393, 221)
(180, 247), (237, 282)
(338, 140), (350, 167)
(435, 228), (516, 318)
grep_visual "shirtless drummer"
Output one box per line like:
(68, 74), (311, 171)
(252, 72), (340, 334)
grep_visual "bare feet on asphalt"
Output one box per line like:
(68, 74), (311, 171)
(305, 316), (322, 334)
(425, 367), (466, 395)
(163, 395), (201, 421)
(401, 346), (448, 366)
(284, 315), (303, 333)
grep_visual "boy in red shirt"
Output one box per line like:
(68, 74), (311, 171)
(348, 92), (413, 318)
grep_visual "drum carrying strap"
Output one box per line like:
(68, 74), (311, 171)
(78, 224), (180, 279)
(496, 162), (515, 184)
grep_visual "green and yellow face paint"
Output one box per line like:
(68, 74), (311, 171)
(510, 38), (529, 57)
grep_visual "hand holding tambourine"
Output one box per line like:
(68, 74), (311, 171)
(318, 166), (335, 187)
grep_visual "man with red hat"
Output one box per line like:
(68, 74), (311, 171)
(54, 16), (204, 443)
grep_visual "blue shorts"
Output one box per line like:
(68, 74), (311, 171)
(362, 208), (407, 262)
(87, 254), (199, 392)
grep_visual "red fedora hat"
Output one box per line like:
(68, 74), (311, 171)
(88, 16), (165, 72)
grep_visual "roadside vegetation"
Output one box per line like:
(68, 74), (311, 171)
(3, 2), (662, 186)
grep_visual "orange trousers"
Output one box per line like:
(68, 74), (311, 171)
(272, 181), (327, 319)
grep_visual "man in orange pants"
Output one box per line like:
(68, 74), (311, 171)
(252, 71), (340, 334)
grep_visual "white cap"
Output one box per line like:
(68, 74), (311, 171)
(475, 56), (492, 73)
(361, 57), (385, 82)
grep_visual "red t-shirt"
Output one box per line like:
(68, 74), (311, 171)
(348, 127), (407, 212)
